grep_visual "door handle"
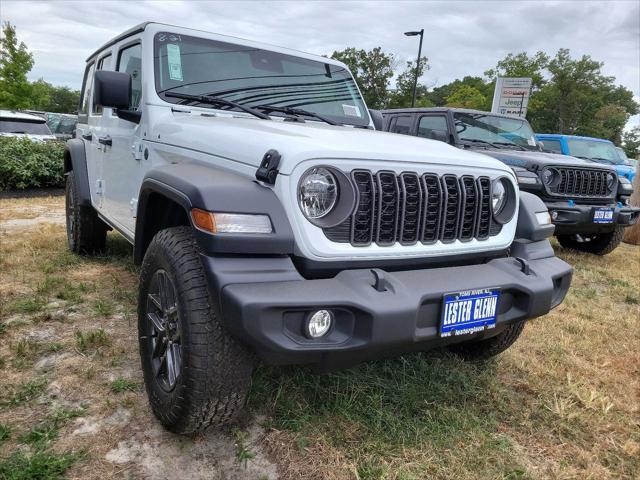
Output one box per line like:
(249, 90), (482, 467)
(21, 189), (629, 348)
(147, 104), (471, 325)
(82, 133), (92, 141)
(98, 136), (112, 146)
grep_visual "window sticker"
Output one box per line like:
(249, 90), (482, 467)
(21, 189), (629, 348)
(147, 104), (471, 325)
(342, 104), (361, 117)
(166, 44), (183, 81)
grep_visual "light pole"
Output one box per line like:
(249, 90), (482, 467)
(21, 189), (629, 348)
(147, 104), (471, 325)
(404, 29), (424, 108)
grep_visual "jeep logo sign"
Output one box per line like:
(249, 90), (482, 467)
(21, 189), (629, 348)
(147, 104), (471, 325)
(491, 77), (533, 118)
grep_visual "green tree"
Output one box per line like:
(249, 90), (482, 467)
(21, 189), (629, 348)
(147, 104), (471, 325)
(428, 76), (492, 110)
(484, 51), (550, 91)
(387, 56), (430, 108)
(445, 85), (487, 110)
(622, 126), (640, 159)
(0, 22), (35, 109)
(530, 49), (637, 140)
(30, 80), (80, 113)
(331, 47), (395, 109)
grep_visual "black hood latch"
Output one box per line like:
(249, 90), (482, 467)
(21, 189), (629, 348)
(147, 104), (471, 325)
(255, 149), (281, 185)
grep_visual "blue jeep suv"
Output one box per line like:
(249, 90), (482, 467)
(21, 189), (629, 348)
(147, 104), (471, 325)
(535, 134), (635, 182)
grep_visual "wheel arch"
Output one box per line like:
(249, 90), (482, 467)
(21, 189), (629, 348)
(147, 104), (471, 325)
(64, 139), (92, 207)
(134, 164), (295, 265)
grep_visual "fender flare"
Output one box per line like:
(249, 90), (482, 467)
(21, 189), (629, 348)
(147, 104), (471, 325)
(515, 191), (555, 242)
(63, 139), (92, 207)
(135, 163), (295, 261)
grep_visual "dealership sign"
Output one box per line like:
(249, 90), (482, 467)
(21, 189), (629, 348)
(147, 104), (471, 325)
(491, 77), (533, 118)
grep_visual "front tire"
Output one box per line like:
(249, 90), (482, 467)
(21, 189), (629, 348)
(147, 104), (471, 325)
(138, 226), (253, 434)
(556, 226), (624, 255)
(448, 321), (526, 361)
(65, 173), (108, 254)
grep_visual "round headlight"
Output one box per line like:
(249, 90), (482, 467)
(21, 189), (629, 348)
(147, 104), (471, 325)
(606, 173), (615, 190)
(298, 167), (338, 219)
(542, 168), (557, 185)
(492, 179), (507, 214)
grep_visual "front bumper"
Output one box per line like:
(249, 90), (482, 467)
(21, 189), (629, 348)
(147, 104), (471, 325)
(211, 240), (572, 368)
(545, 201), (640, 235)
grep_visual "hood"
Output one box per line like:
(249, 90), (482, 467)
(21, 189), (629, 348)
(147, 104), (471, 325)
(474, 147), (616, 172)
(150, 108), (511, 175)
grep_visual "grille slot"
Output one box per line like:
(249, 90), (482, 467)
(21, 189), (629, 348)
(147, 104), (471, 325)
(553, 167), (611, 198)
(327, 170), (500, 246)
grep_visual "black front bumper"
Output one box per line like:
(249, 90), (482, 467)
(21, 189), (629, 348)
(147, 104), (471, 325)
(545, 201), (640, 235)
(206, 240), (572, 368)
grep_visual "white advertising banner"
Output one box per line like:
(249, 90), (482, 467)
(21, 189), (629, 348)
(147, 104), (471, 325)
(491, 77), (533, 118)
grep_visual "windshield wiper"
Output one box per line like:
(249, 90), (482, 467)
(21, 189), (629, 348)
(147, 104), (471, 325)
(164, 92), (271, 120)
(253, 104), (340, 126)
(492, 141), (527, 151)
(460, 138), (505, 150)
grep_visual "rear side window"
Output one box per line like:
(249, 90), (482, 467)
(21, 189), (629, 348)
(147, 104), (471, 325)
(78, 62), (95, 119)
(540, 139), (562, 153)
(388, 115), (413, 135)
(417, 115), (448, 140)
(117, 43), (142, 109)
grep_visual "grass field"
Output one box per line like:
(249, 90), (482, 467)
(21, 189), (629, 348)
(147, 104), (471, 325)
(0, 196), (638, 480)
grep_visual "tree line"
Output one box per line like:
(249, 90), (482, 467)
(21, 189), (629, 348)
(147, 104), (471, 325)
(1, 22), (638, 156)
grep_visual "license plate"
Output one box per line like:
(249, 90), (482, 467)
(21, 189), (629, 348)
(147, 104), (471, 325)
(440, 288), (500, 337)
(593, 208), (614, 224)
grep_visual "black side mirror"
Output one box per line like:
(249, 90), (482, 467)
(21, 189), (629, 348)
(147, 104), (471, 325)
(430, 130), (448, 143)
(369, 109), (384, 130)
(93, 70), (131, 109)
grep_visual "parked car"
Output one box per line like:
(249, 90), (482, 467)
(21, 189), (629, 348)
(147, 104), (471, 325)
(66, 22), (573, 434)
(46, 113), (78, 141)
(379, 108), (639, 255)
(0, 110), (56, 142)
(535, 133), (636, 182)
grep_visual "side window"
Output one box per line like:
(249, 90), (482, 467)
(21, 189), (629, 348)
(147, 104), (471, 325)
(389, 115), (412, 135)
(93, 54), (113, 115)
(78, 62), (95, 120)
(117, 43), (142, 109)
(541, 139), (562, 153)
(417, 115), (448, 140)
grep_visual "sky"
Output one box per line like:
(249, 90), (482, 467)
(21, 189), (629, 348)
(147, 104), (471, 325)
(1, 0), (639, 127)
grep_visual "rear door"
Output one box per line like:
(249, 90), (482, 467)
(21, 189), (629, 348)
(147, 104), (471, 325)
(386, 114), (414, 135)
(416, 114), (450, 143)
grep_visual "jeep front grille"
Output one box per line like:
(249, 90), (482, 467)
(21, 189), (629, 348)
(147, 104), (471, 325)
(550, 167), (612, 198)
(324, 170), (500, 246)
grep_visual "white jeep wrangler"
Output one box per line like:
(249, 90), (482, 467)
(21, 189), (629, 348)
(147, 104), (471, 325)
(65, 22), (572, 434)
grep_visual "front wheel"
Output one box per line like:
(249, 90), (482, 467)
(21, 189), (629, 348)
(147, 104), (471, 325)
(138, 226), (253, 434)
(65, 173), (108, 254)
(448, 321), (526, 361)
(556, 226), (625, 256)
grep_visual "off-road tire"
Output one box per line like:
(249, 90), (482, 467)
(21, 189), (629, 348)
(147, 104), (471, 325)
(65, 173), (108, 254)
(556, 226), (625, 256)
(448, 320), (526, 361)
(138, 226), (253, 434)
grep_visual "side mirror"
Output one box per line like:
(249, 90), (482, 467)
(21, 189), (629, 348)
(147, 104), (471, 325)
(369, 109), (384, 130)
(430, 130), (448, 143)
(93, 70), (131, 110)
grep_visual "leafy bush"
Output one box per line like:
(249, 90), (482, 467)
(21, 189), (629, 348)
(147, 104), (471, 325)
(0, 137), (65, 191)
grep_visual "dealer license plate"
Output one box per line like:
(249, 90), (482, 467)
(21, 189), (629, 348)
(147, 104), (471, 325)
(593, 208), (614, 224)
(440, 288), (500, 337)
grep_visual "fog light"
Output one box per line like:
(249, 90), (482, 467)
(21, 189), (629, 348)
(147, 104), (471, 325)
(535, 211), (552, 225)
(305, 310), (333, 338)
(551, 211), (559, 221)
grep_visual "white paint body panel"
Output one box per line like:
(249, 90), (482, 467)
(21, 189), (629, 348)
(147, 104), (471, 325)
(80, 22), (519, 262)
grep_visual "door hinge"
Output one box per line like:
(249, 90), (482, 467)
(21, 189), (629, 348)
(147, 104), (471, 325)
(131, 141), (143, 161)
(95, 179), (104, 195)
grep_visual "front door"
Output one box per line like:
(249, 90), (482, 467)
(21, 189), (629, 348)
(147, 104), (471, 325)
(100, 41), (144, 236)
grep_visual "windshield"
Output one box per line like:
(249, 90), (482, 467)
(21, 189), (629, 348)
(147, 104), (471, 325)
(154, 32), (369, 126)
(615, 147), (630, 163)
(453, 112), (539, 150)
(567, 138), (624, 165)
(0, 119), (52, 135)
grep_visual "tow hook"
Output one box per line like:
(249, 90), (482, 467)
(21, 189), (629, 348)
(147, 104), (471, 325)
(514, 257), (531, 275)
(371, 269), (392, 292)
